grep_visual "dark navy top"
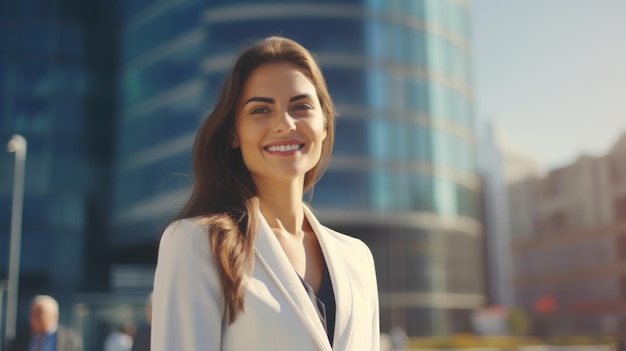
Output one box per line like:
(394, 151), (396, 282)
(298, 263), (336, 346)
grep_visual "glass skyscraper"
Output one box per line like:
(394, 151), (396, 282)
(113, 0), (483, 336)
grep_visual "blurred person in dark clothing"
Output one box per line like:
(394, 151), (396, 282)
(6, 295), (82, 351)
(131, 293), (152, 351)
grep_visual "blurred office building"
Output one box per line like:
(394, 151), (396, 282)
(1, 0), (484, 339)
(477, 122), (542, 308)
(509, 133), (626, 334)
(0, 0), (119, 335)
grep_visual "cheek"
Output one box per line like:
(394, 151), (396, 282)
(235, 120), (262, 146)
(314, 119), (327, 142)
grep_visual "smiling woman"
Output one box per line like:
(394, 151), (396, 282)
(233, 63), (327, 184)
(151, 37), (380, 351)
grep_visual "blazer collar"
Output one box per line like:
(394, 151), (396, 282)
(303, 205), (355, 350)
(254, 209), (332, 351)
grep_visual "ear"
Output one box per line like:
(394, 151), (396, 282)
(231, 132), (240, 148)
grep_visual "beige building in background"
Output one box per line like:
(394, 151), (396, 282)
(509, 133), (626, 334)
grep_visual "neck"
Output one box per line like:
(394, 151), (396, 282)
(255, 177), (306, 235)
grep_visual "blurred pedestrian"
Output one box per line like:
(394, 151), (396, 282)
(6, 295), (82, 351)
(103, 323), (134, 351)
(130, 293), (151, 351)
(390, 326), (409, 350)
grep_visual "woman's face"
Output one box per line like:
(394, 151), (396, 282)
(233, 63), (327, 185)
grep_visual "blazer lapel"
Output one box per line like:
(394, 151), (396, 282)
(303, 205), (355, 350)
(254, 213), (332, 351)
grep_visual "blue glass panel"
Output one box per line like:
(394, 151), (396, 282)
(13, 62), (50, 95)
(368, 119), (386, 160)
(54, 101), (83, 134)
(119, 94), (203, 155)
(0, 0), (58, 22)
(313, 170), (369, 208)
(0, 233), (7, 271)
(333, 118), (368, 156)
(50, 140), (88, 192)
(0, 63), (6, 89)
(122, 44), (203, 107)
(425, 30), (470, 84)
(323, 67), (366, 105)
(405, 78), (429, 113)
(427, 81), (471, 126)
(411, 125), (433, 163)
(206, 18), (364, 57)
(114, 153), (192, 209)
(355, 118), (473, 173)
(0, 2), (19, 22)
(404, 27), (428, 66)
(366, 69), (388, 110)
(315, 169), (478, 217)
(208, 73), (225, 101)
(456, 182), (478, 218)
(0, 24), (12, 53)
(20, 230), (54, 270)
(207, 0), (363, 7)
(17, 24), (54, 56)
(59, 25), (83, 57)
(12, 96), (52, 134)
(411, 175), (435, 212)
(123, 0), (159, 19)
(112, 216), (171, 244)
(370, 169), (416, 210)
(56, 64), (85, 95)
(123, 1), (204, 62)
(404, 0), (426, 19)
(424, 0), (470, 42)
(367, 21), (426, 66)
(366, 22), (427, 66)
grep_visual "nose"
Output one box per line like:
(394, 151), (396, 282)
(273, 110), (296, 133)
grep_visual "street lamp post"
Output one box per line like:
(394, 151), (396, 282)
(4, 134), (27, 342)
(0, 280), (7, 350)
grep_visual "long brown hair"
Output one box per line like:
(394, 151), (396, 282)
(176, 37), (336, 323)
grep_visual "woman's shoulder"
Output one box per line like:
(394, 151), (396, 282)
(159, 217), (213, 256)
(157, 217), (219, 274)
(320, 225), (373, 257)
(162, 217), (210, 238)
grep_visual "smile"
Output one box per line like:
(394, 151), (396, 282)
(264, 144), (304, 152)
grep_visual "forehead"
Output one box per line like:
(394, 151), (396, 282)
(241, 63), (316, 98)
(31, 304), (46, 315)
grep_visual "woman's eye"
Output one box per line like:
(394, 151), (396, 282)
(293, 104), (312, 111)
(251, 107), (270, 114)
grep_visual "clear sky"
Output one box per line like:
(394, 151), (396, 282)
(470, 0), (626, 170)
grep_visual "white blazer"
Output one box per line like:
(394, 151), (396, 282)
(152, 205), (380, 351)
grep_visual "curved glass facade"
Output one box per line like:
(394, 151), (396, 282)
(112, 0), (483, 335)
(112, 0), (207, 247)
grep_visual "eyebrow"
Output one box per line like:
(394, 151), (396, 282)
(242, 97), (273, 107)
(289, 94), (310, 102)
(242, 94), (312, 107)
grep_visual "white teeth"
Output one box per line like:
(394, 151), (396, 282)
(266, 144), (302, 152)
